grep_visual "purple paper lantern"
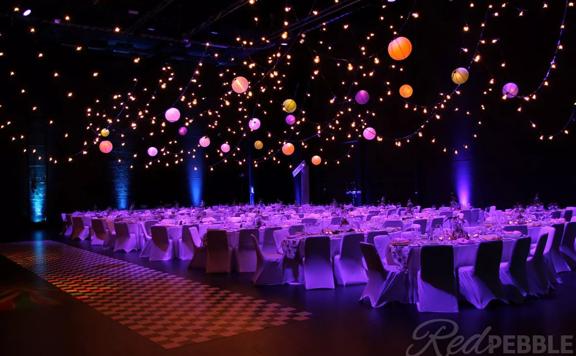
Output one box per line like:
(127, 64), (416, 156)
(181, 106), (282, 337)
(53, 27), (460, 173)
(363, 127), (377, 140)
(355, 90), (370, 105)
(178, 126), (188, 136)
(248, 118), (261, 131)
(502, 82), (519, 99)
(285, 114), (296, 125)
(164, 107), (180, 123)
(147, 146), (158, 157)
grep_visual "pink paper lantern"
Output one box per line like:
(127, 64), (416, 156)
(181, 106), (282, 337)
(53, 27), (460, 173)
(248, 118), (261, 131)
(147, 147), (158, 157)
(363, 127), (377, 140)
(220, 143), (231, 153)
(164, 107), (180, 123)
(199, 136), (211, 148)
(99, 140), (113, 154)
(285, 114), (296, 125)
(178, 126), (188, 136)
(231, 76), (249, 94)
(355, 90), (370, 105)
(502, 82), (519, 98)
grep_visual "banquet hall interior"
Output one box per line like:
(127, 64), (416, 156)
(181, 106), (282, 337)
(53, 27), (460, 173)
(2, 1), (576, 356)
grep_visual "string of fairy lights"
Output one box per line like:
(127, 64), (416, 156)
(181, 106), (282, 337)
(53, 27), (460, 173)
(0, 0), (574, 172)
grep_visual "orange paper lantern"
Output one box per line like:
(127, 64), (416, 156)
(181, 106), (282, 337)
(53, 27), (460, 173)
(399, 84), (413, 98)
(388, 37), (412, 61)
(282, 142), (295, 156)
(311, 155), (322, 166)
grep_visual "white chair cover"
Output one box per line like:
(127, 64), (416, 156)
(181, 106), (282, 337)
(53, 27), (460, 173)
(205, 229), (232, 273)
(236, 229), (258, 273)
(113, 222), (138, 253)
(251, 235), (284, 285)
(334, 233), (367, 286)
(148, 226), (174, 261)
(417, 245), (459, 313)
(459, 241), (507, 309)
(359, 243), (408, 307)
(499, 237), (531, 302)
(303, 236), (334, 290)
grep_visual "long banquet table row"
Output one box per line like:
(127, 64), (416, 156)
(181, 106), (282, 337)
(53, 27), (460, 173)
(61, 203), (576, 312)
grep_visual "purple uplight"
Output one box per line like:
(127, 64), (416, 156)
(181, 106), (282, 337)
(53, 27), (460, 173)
(453, 159), (472, 209)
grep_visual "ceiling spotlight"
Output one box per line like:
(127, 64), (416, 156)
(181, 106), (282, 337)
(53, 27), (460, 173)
(23, 9), (32, 16)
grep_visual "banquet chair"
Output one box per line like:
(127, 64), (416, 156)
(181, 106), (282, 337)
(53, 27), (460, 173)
(334, 233), (367, 286)
(177, 225), (196, 260)
(564, 210), (574, 222)
(71, 216), (90, 240)
(262, 227), (282, 254)
(526, 233), (556, 296)
(373, 235), (395, 267)
(499, 237), (532, 301)
(330, 217), (343, 225)
(288, 224), (305, 235)
(366, 230), (388, 244)
(91, 218), (115, 247)
(458, 241), (507, 309)
(61, 213), (73, 237)
(139, 220), (159, 258)
(236, 229), (259, 273)
(560, 221), (576, 266)
(471, 208), (482, 225)
(383, 220), (403, 229)
(302, 218), (318, 226)
(250, 235), (284, 285)
(149, 226), (174, 261)
(303, 236), (335, 289)
(439, 211), (453, 218)
(113, 222), (138, 253)
(503, 225), (528, 236)
(430, 217), (445, 231)
(417, 245), (459, 313)
(205, 229), (232, 273)
(412, 219), (427, 235)
(359, 243), (408, 308)
(461, 210), (472, 225)
(186, 226), (206, 269)
(551, 211), (562, 219)
(545, 223), (571, 274)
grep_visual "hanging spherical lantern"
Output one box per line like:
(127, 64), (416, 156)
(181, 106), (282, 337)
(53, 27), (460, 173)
(282, 99), (297, 113)
(355, 90), (370, 105)
(220, 143), (231, 153)
(248, 118), (261, 131)
(254, 140), (264, 150)
(399, 84), (414, 98)
(164, 107), (181, 123)
(285, 114), (296, 125)
(451, 67), (469, 85)
(231, 76), (249, 94)
(199, 136), (211, 148)
(282, 142), (295, 156)
(363, 127), (377, 140)
(100, 128), (110, 137)
(502, 82), (519, 98)
(311, 155), (322, 166)
(178, 126), (188, 136)
(387, 36), (412, 61)
(147, 146), (158, 157)
(99, 140), (113, 154)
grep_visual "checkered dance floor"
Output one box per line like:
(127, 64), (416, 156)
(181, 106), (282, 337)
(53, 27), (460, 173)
(0, 241), (311, 349)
